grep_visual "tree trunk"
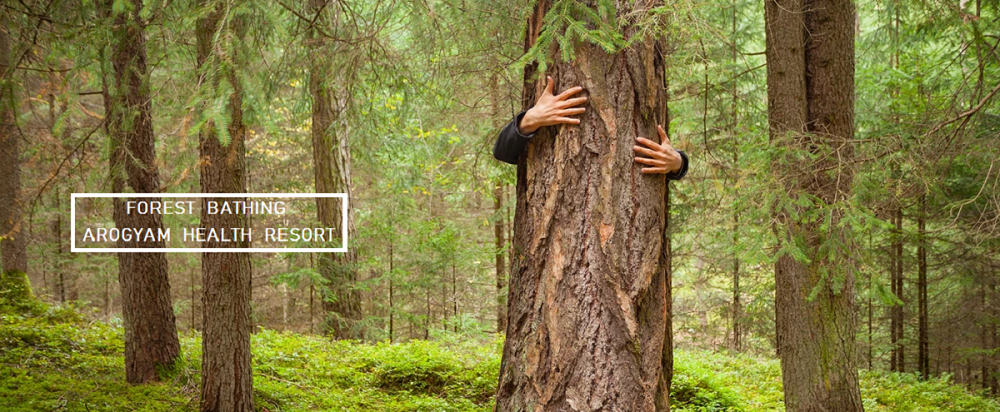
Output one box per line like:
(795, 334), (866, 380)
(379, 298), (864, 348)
(54, 190), (66, 303)
(990, 279), (998, 394)
(730, 0), (741, 351)
(765, 0), (864, 411)
(0, 14), (27, 276)
(388, 237), (395, 342)
(917, 193), (929, 379)
(891, 204), (904, 372)
(495, 184), (508, 334)
(983, 283), (990, 391)
(495, 2), (673, 410)
(889, 1), (905, 373)
(196, 4), (253, 411)
(102, 0), (181, 384)
(308, 0), (362, 340)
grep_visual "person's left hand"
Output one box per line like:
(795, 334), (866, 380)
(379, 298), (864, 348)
(634, 125), (682, 174)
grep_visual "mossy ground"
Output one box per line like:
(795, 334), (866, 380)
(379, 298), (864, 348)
(2, 281), (998, 411)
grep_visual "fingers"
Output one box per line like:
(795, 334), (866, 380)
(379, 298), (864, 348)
(657, 125), (671, 146)
(544, 76), (555, 96)
(634, 157), (665, 166)
(556, 86), (584, 100)
(554, 117), (581, 125)
(557, 107), (586, 116)
(557, 96), (588, 108)
(633, 145), (660, 158)
(641, 167), (668, 174)
(635, 137), (662, 151)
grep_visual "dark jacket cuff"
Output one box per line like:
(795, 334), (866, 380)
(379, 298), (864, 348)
(665, 150), (689, 181)
(493, 111), (534, 165)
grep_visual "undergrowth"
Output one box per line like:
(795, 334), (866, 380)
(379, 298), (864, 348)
(3, 273), (1000, 411)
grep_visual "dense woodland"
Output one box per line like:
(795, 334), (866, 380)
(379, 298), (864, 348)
(0, 0), (998, 410)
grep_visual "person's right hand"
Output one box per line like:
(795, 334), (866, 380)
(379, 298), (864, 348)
(518, 76), (588, 134)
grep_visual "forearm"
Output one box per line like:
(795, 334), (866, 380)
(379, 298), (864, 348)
(493, 112), (535, 165)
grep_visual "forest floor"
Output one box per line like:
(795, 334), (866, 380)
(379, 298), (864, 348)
(2, 286), (999, 411)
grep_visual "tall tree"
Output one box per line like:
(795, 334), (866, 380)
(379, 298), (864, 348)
(888, 0), (905, 374)
(0, 14), (26, 276)
(495, 1), (673, 410)
(196, 3), (253, 410)
(101, 0), (181, 384)
(765, 0), (864, 410)
(307, 0), (362, 340)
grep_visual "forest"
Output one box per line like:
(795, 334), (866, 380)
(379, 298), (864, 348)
(0, 0), (998, 411)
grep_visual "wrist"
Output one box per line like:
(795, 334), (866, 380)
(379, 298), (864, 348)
(518, 109), (540, 135)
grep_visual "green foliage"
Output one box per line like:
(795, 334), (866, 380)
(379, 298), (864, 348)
(860, 370), (1000, 412)
(516, 0), (680, 74)
(6, 304), (1000, 411)
(0, 271), (42, 315)
(673, 349), (785, 411)
(673, 350), (1000, 412)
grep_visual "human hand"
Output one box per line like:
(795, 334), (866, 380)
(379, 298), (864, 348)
(518, 76), (588, 134)
(634, 125), (682, 174)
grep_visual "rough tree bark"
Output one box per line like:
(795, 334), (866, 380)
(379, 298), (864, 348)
(308, 0), (362, 340)
(765, 0), (864, 410)
(101, 0), (181, 384)
(0, 14), (27, 276)
(495, 1), (674, 410)
(197, 4), (253, 411)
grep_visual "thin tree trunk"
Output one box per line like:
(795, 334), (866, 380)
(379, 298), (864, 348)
(0, 13), (27, 276)
(388, 237), (394, 343)
(452, 262), (458, 332)
(191, 267), (197, 331)
(495, 184), (508, 334)
(54, 189), (65, 303)
(425, 289), (431, 339)
(892, 204), (904, 372)
(889, 0), (905, 374)
(991, 279), (998, 394)
(309, 253), (315, 334)
(730, 0), (741, 353)
(197, 4), (253, 410)
(984, 283), (990, 391)
(918, 192), (929, 379)
(308, 0), (362, 340)
(101, 0), (181, 384)
(765, 0), (864, 410)
(496, 2), (673, 410)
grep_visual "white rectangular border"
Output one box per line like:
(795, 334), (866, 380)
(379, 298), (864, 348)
(71, 193), (347, 253)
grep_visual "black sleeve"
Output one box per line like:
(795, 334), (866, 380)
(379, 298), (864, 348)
(665, 150), (689, 181)
(493, 111), (535, 165)
(494, 113), (689, 181)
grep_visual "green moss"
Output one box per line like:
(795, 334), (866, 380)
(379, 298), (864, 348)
(3, 302), (1000, 412)
(0, 270), (45, 316)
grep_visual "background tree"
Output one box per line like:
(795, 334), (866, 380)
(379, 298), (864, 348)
(196, 1), (253, 409)
(100, 0), (181, 384)
(0, 13), (26, 277)
(765, 0), (864, 410)
(307, 0), (362, 340)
